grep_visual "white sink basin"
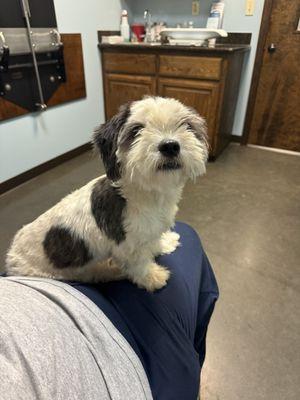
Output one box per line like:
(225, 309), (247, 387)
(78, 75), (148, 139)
(160, 28), (227, 46)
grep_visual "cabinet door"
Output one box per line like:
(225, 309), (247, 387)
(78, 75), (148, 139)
(104, 73), (156, 119)
(158, 77), (220, 150)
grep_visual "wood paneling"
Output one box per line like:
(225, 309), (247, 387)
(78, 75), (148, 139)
(159, 55), (222, 81)
(244, 0), (300, 151)
(104, 73), (156, 119)
(0, 98), (27, 121)
(47, 34), (86, 107)
(103, 53), (156, 75)
(0, 33), (86, 121)
(158, 77), (220, 146)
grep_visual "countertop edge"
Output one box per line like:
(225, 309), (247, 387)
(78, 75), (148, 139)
(98, 43), (251, 53)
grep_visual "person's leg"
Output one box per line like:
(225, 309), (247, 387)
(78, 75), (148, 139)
(71, 222), (218, 400)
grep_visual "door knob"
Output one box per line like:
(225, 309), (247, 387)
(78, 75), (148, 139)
(268, 43), (276, 53)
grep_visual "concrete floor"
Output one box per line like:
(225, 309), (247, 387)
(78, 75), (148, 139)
(0, 144), (299, 400)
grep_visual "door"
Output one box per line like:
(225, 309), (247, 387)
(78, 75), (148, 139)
(158, 77), (220, 150)
(104, 73), (156, 119)
(245, 0), (300, 151)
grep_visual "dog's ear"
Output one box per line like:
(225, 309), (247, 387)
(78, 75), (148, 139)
(94, 103), (131, 181)
(186, 107), (209, 152)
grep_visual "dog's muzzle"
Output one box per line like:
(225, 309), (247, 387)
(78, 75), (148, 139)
(158, 140), (182, 171)
(158, 140), (180, 158)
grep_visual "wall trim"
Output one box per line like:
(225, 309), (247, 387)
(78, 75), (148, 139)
(242, 0), (274, 145)
(231, 135), (242, 143)
(0, 142), (92, 195)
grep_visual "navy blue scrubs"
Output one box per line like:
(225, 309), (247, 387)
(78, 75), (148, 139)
(70, 222), (219, 400)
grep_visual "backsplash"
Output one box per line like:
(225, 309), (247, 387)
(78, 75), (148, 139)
(122, 0), (211, 27)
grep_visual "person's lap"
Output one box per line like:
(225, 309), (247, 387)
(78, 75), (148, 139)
(70, 222), (219, 400)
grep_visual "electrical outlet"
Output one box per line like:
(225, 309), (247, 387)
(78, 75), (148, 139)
(192, 1), (200, 16)
(245, 0), (255, 16)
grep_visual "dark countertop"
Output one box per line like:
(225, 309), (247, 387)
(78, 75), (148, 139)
(98, 42), (251, 54)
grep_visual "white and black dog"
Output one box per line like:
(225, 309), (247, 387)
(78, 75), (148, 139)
(6, 97), (208, 291)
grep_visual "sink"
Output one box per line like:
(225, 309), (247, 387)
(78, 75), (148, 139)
(160, 28), (227, 46)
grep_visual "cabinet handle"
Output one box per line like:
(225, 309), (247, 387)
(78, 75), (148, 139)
(268, 43), (276, 53)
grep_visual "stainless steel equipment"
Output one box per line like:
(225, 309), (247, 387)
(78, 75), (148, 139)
(0, 0), (66, 112)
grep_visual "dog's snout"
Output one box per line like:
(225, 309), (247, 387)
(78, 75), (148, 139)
(158, 140), (180, 158)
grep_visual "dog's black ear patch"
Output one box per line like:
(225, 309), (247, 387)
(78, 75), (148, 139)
(91, 178), (126, 244)
(119, 123), (144, 152)
(186, 107), (208, 144)
(43, 226), (92, 269)
(94, 103), (131, 181)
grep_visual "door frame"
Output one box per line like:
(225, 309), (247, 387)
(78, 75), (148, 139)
(242, 0), (274, 145)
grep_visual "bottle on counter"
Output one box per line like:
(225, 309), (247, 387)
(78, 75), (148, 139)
(120, 10), (130, 42)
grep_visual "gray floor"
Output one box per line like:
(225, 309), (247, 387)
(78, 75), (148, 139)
(0, 144), (299, 400)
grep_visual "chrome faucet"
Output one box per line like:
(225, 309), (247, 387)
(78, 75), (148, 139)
(144, 9), (152, 43)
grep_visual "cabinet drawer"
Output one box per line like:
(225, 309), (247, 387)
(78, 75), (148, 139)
(104, 73), (156, 119)
(103, 52), (156, 75)
(159, 55), (222, 80)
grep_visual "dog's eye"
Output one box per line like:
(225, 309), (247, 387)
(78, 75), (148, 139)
(130, 124), (144, 137)
(186, 122), (194, 131)
(179, 121), (194, 131)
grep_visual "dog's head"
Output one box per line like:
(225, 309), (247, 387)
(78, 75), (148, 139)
(94, 97), (208, 189)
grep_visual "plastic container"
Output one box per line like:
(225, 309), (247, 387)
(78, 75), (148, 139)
(131, 23), (145, 42)
(120, 10), (130, 42)
(207, 1), (225, 29)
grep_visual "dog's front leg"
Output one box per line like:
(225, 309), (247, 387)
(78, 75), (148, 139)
(128, 259), (170, 292)
(114, 246), (170, 291)
(152, 231), (181, 257)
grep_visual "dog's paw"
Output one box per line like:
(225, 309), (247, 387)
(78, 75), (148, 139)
(136, 263), (170, 292)
(160, 231), (181, 255)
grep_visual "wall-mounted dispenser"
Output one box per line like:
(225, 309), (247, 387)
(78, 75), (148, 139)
(0, 0), (85, 121)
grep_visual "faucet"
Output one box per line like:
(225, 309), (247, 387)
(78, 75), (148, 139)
(144, 9), (152, 43)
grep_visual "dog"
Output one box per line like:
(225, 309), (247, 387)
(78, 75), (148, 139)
(5, 97), (208, 291)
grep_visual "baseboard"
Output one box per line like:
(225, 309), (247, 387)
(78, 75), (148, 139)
(0, 142), (92, 195)
(230, 135), (242, 143)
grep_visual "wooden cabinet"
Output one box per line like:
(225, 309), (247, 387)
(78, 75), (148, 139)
(100, 46), (247, 158)
(104, 73), (156, 119)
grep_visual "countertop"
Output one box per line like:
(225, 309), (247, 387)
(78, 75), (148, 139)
(98, 42), (251, 54)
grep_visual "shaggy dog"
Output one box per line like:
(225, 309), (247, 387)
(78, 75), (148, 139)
(6, 97), (208, 291)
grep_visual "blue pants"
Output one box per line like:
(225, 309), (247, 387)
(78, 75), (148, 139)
(70, 222), (219, 400)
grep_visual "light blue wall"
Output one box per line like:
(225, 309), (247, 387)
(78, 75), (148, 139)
(0, 0), (266, 183)
(0, 0), (122, 183)
(124, 0), (266, 136)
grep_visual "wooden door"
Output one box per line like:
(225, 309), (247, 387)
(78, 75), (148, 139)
(104, 73), (156, 119)
(158, 77), (220, 149)
(245, 0), (300, 151)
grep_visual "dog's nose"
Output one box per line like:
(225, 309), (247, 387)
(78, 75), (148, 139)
(158, 140), (180, 158)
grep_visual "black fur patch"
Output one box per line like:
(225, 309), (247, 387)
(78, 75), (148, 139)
(93, 103), (131, 181)
(91, 178), (126, 244)
(118, 123), (144, 151)
(43, 226), (92, 269)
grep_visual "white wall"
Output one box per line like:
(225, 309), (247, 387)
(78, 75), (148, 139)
(0, 0), (122, 183)
(222, 0), (265, 136)
(124, 0), (266, 136)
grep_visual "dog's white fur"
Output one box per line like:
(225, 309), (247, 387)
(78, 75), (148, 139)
(6, 97), (208, 291)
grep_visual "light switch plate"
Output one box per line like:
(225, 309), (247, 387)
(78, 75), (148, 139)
(192, 1), (200, 16)
(245, 0), (255, 16)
